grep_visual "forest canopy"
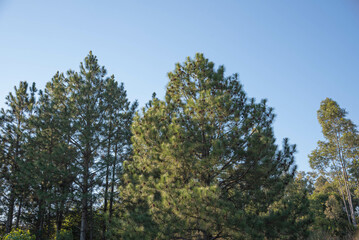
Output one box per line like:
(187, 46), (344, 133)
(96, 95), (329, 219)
(0, 52), (358, 240)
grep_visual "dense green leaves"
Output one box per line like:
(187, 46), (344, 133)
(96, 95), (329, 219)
(0, 81), (37, 233)
(262, 172), (313, 239)
(308, 98), (359, 239)
(309, 98), (359, 228)
(121, 54), (297, 239)
(3, 228), (35, 240)
(0, 52), (136, 239)
(1, 53), (357, 239)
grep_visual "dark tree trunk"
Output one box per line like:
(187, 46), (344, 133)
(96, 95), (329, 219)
(6, 128), (21, 233)
(56, 197), (65, 233)
(36, 200), (45, 240)
(89, 187), (94, 240)
(80, 153), (89, 240)
(5, 192), (15, 233)
(109, 143), (118, 222)
(102, 130), (111, 240)
(15, 197), (22, 228)
(45, 204), (51, 240)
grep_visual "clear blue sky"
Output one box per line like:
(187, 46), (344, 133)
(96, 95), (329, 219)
(1, 0), (358, 172)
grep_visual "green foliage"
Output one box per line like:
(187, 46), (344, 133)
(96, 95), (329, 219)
(309, 98), (359, 228)
(55, 229), (73, 240)
(309, 98), (358, 175)
(309, 178), (353, 237)
(324, 195), (341, 220)
(121, 53), (297, 239)
(3, 229), (35, 240)
(4, 53), (359, 239)
(0, 81), (37, 233)
(0, 52), (136, 239)
(263, 172), (314, 239)
(59, 210), (82, 239)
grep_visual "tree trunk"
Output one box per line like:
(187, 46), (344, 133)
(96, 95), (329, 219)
(337, 143), (357, 227)
(56, 136), (71, 233)
(109, 143), (118, 222)
(36, 200), (45, 240)
(6, 126), (21, 233)
(102, 163), (109, 239)
(334, 131), (357, 227)
(5, 191), (15, 233)
(89, 186), (94, 240)
(15, 197), (22, 228)
(56, 197), (65, 233)
(102, 130), (111, 240)
(80, 153), (89, 240)
(45, 204), (51, 240)
(338, 183), (351, 225)
(80, 194), (88, 240)
(331, 159), (352, 225)
(343, 166), (356, 227)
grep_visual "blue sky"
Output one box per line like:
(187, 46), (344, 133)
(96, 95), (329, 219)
(0, 0), (358, 172)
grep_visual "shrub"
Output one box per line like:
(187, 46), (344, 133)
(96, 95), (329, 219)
(55, 229), (73, 240)
(3, 229), (35, 240)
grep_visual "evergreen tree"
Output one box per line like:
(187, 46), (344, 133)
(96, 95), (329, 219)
(121, 54), (296, 239)
(44, 72), (79, 235)
(263, 172), (313, 239)
(0, 81), (36, 233)
(99, 76), (137, 240)
(20, 74), (78, 239)
(64, 52), (108, 240)
(49, 51), (137, 240)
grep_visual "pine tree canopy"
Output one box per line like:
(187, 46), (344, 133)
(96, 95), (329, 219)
(3, 52), (352, 239)
(121, 53), (297, 239)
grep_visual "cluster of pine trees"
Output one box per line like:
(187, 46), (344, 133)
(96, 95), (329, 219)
(0, 52), (137, 240)
(0, 52), (358, 240)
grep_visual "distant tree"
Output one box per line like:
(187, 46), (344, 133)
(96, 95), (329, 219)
(309, 98), (359, 227)
(121, 54), (296, 239)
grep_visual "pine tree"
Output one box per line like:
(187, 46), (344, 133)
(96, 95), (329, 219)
(0, 52), (138, 239)
(53, 51), (138, 240)
(121, 53), (296, 239)
(100, 76), (137, 240)
(263, 172), (313, 239)
(0, 81), (36, 233)
(63, 52), (108, 240)
(20, 74), (78, 239)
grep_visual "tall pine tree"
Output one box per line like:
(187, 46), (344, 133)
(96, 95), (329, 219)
(20, 74), (78, 239)
(121, 54), (296, 239)
(100, 76), (137, 240)
(64, 52), (108, 240)
(0, 81), (36, 233)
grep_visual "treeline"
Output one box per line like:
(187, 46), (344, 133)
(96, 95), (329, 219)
(0, 52), (358, 240)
